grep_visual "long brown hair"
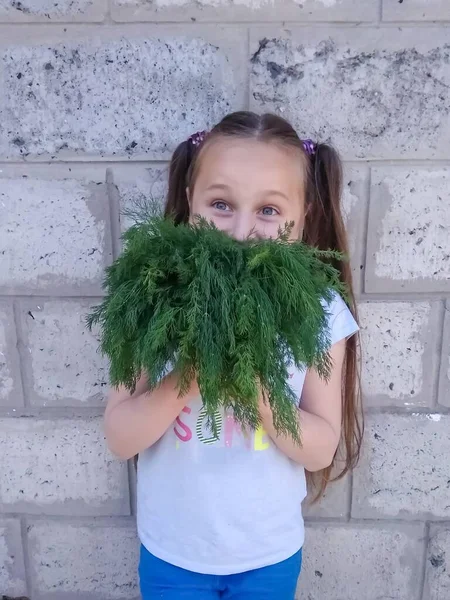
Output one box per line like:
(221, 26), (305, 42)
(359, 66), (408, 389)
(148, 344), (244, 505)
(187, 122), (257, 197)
(165, 111), (363, 499)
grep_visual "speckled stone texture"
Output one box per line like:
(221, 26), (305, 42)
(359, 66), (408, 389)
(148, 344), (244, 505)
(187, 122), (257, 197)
(359, 301), (441, 407)
(0, 418), (129, 515)
(366, 167), (450, 292)
(0, 170), (112, 295)
(0, 0), (107, 21)
(0, 301), (23, 407)
(425, 527), (450, 600)
(250, 30), (450, 159)
(17, 299), (108, 406)
(27, 521), (139, 600)
(112, 0), (378, 23)
(0, 33), (244, 159)
(383, 0), (450, 21)
(300, 523), (425, 600)
(340, 165), (367, 295)
(438, 304), (450, 408)
(353, 413), (450, 520)
(0, 518), (27, 597)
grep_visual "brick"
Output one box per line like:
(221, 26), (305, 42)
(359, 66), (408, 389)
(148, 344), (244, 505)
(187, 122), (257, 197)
(425, 526), (450, 600)
(112, 0), (378, 23)
(300, 523), (425, 600)
(18, 299), (108, 407)
(358, 301), (440, 407)
(353, 413), (450, 520)
(383, 0), (450, 21)
(0, 170), (112, 295)
(0, 301), (23, 407)
(0, 29), (245, 159)
(250, 29), (450, 159)
(0, 418), (129, 515)
(303, 474), (350, 519)
(108, 165), (168, 234)
(366, 168), (450, 292)
(438, 304), (450, 407)
(27, 520), (139, 600)
(0, 0), (107, 22)
(0, 518), (27, 597)
(342, 165), (367, 296)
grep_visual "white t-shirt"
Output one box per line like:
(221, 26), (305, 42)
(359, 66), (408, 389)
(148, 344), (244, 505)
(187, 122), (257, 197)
(137, 293), (358, 575)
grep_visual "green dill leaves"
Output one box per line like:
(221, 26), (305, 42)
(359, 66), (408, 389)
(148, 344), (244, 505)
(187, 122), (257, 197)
(87, 217), (348, 442)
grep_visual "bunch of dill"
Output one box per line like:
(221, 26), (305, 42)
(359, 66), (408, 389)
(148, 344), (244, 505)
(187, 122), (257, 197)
(87, 216), (347, 442)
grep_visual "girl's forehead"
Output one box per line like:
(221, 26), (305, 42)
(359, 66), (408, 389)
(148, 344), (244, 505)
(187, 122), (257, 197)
(195, 137), (304, 187)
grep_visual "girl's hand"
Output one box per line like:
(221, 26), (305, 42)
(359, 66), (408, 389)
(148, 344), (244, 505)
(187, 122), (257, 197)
(104, 370), (200, 460)
(258, 340), (346, 471)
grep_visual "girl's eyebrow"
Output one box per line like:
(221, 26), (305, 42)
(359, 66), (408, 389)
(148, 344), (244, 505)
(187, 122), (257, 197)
(205, 183), (230, 192)
(263, 190), (289, 202)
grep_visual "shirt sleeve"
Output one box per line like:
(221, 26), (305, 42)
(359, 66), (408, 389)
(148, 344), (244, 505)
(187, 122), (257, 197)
(324, 292), (359, 346)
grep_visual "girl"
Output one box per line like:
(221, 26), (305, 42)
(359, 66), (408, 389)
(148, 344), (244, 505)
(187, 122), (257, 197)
(105, 111), (362, 599)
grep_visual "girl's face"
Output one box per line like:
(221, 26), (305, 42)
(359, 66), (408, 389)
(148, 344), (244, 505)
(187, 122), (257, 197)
(188, 138), (306, 241)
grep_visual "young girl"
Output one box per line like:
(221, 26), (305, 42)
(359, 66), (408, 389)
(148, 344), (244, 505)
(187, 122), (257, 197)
(105, 111), (362, 599)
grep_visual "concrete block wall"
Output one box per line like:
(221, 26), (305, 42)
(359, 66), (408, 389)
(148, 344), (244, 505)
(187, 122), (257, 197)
(0, 1), (449, 598)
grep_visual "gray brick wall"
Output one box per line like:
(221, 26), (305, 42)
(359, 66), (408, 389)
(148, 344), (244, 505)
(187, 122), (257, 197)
(0, 1), (449, 598)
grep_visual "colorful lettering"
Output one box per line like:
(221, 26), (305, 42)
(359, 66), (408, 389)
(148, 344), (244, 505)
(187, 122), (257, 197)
(196, 407), (222, 445)
(174, 406), (192, 442)
(254, 425), (270, 451)
(224, 414), (251, 449)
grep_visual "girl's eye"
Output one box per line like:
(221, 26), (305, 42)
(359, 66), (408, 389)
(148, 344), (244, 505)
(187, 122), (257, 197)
(213, 201), (230, 211)
(260, 206), (279, 216)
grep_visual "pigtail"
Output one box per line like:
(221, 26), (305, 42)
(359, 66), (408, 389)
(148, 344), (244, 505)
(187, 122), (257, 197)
(164, 140), (194, 224)
(303, 143), (363, 501)
(303, 144), (345, 259)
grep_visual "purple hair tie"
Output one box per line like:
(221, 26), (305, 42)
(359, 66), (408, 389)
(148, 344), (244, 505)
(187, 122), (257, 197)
(302, 139), (316, 156)
(189, 130), (208, 148)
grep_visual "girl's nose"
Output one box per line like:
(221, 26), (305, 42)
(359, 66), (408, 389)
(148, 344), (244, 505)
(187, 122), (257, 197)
(231, 214), (257, 241)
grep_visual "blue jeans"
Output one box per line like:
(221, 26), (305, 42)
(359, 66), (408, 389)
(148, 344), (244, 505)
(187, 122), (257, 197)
(139, 545), (302, 600)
